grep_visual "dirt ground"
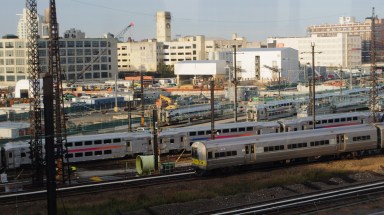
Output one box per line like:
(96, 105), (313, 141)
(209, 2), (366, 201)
(3, 156), (384, 215)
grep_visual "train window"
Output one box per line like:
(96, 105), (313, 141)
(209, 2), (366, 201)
(219, 152), (225, 157)
(341, 118), (346, 122)
(181, 137), (184, 142)
(75, 142), (82, 146)
(66, 142), (73, 147)
(208, 152), (213, 159)
(85, 152), (92, 156)
(353, 117), (358, 120)
(274, 146), (279, 151)
(328, 119), (334, 123)
(245, 145), (249, 154)
(198, 131), (205, 135)
(303, 143), (307, 147)
(347, 117), (352, 121)
(113, 138), (121, 143)
(84, 141), (92, 145)
(170, 139), (174, 143)
(8, 152), (12, 158)
(310, 142), (314, 147)
(309, 121), (313, 125)
(257, 129), (261, 135)
(190, 132), (196, 136)
(94, 140), (102, 145)
(322, 120), (327, 124)
(215, 152), (220, 158)
(264, 147), (269, 152)
(298, 143), (303, 148)
(231, 128), (237, 132)
(325, 140), (330, 145)
(126, 142), (130, 147)
(216, 129), (222, 134)
(268, 146), (274, 152)
(104, 150), (112, 154)
(160, 139), (163, 144)
(251, 145), (255, 153)
(223, 129), (229, 133)
(239, 127), (245, 132)
(65, 154), (73, 158)
(206, 130), (211, 135)
(246, 127), (253, 131)
(232, 151), (237, 156)
(95, 151), (102, 155)
(104, 139), (112, 144)
(280, 145), (284, 150)
(316, 121), (320, 125)
(335, 118), (340, 122)
(75, 153), (83, 157)
(21, 152), (26, 157)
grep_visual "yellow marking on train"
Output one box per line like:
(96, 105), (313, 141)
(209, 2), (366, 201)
(192, 158), (206, 166)
(90, 176), (102, 182)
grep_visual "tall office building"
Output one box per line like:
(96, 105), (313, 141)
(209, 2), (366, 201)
(16, 8), (49, 39)
(308, 16), (384, 64)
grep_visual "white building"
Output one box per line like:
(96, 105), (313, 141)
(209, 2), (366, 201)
(117, 40), (160, 72)
(267, 33), (362, 68)
(174, 60), (227, 85)
(0, 36), (118, 87)
(236, 48), (300, 83)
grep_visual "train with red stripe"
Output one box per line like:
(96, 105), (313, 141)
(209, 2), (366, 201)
(0, 112), (375, 170)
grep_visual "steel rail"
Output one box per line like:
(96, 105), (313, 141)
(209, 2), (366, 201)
(209, 180), (384, 215)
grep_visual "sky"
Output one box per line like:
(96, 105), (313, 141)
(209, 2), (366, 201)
(0, 0), (383, 42)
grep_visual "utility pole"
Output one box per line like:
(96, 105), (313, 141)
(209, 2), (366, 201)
(152, 109), (158, 172)
(43, 74), (57, 215)
(369, 7), (379, 122)
(232, 45), (238, 122)
(141, 71), (145, 126)
(301, 43), (321, 128)
(339, 65), (343, 95)
(210, 79), (215, 140)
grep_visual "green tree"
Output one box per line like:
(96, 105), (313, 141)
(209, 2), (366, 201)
(157, 63), (174, 78)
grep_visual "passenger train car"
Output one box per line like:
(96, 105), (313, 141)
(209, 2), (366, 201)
(191, 123), (384, 172)
(0, 111), (375, 170)
(161, 103), (223, 125)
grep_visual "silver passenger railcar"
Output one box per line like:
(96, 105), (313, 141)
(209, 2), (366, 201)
(192, 123), (381, 171)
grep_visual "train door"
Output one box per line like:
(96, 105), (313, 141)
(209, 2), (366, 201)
(244, 144), (256, 162)
(6, 151), (16, 169)
(0, 148), (4, 170)
(336, 134), (346, 151)
(125, 141), (131, 154)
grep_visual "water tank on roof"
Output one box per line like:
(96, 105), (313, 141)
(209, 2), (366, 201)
(2, 34), (18, 39)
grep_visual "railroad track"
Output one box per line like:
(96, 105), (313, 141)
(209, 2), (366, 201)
(198, 180), (384, 215)
(0, 171), (196, 205)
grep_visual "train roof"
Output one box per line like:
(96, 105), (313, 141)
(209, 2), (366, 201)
(3, 141), (30, 150)
(279, 112), (370, 124)
(172, 121), (280, 133)
(198, 123), (378, 149)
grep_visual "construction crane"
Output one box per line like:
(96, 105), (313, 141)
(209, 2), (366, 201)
(116, 22), (134, 42)
(66, 22), (134, 87)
